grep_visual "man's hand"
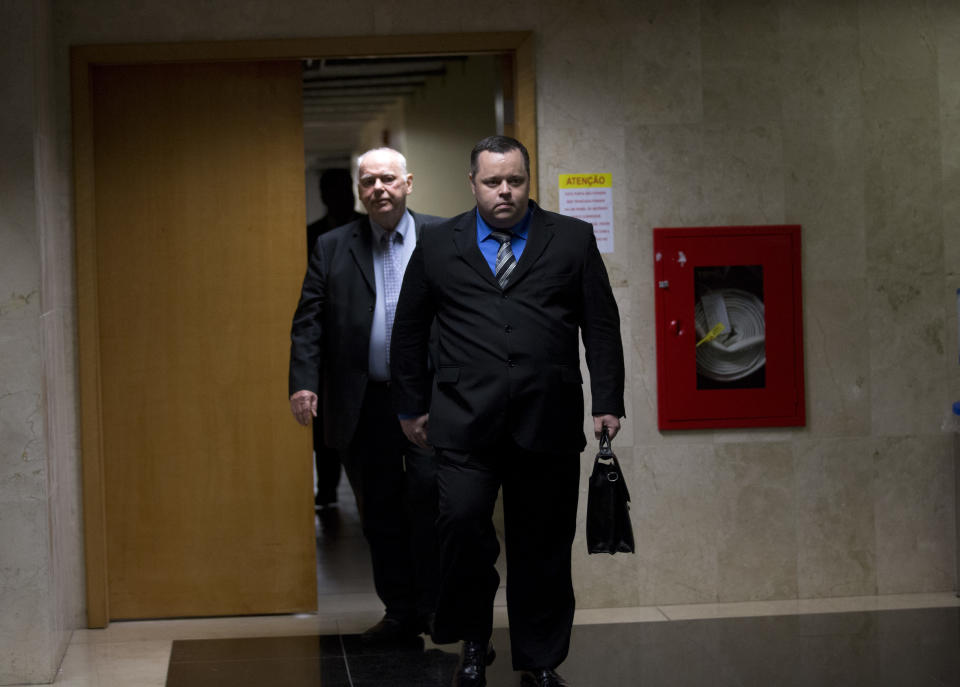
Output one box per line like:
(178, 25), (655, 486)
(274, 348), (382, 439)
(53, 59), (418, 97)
(593, 414), (621, 440)
(290, 390), (317, 426)
(400, 413), (431, 449)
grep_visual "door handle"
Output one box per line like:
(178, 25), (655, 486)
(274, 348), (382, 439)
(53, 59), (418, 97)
(670, 319), (684, 336)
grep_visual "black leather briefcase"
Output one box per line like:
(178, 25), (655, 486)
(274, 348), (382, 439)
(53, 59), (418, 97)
(586, 429), (635, 555)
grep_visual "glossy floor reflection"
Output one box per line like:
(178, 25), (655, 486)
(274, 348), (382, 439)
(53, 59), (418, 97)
(315, 469), (377, 597)
(164, 605), (960, 686)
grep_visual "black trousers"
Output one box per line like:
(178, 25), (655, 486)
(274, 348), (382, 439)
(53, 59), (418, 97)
(342, 381), (440, 619)
(431, 439), (580, 671)
(312, 413), (341, 505)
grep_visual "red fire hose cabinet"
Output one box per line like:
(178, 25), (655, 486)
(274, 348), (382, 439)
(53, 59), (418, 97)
(653, 225), (805, 430)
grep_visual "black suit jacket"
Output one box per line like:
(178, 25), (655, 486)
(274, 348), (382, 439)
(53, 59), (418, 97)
(307, 210), (363, 257)
(289, 209), (442, 450)
(391, 201), (625, 453)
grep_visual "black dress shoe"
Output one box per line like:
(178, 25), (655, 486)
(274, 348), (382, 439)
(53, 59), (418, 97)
(452, 640), (495, 686)
(520, 668), (570, 686)
(360, 614), (422, 643)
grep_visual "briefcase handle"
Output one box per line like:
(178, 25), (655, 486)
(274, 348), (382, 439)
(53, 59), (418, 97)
(598, 427), (614, 457)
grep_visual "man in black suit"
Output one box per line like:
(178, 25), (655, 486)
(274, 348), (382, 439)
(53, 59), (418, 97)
(289, 148), (441, 641)
(305, 168), (363, 510)
(391, 136), (625, 687)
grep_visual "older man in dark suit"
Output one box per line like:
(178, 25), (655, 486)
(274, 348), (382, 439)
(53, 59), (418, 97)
(289, 148), (441, 641)
(391, 136), (625, 687)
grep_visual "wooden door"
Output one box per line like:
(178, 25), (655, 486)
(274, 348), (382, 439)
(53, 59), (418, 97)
(90, 61), (316, 619)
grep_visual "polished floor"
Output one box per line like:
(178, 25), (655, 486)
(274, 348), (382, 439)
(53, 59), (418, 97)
(160, 605), (960, 686)
(51, 477), (960, 686)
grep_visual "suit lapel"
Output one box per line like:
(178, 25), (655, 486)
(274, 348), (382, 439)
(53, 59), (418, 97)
(348, 218), (375, 293)
(452, 210), (501, 290)
(410, 209), (424, 240)
(503, 202), (554, 290)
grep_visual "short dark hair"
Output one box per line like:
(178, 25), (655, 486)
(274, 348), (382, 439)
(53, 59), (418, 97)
(470, 135), (530, 177)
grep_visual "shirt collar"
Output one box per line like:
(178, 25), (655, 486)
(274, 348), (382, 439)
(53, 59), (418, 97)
(476, 205), (532, 241)
(370, 209), (412, 245)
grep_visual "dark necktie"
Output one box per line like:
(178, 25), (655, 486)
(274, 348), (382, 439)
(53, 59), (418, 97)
(489, 231), (516, 288)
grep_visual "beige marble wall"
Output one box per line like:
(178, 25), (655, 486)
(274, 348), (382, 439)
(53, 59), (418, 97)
(0, 2), (52, 684)
(37, 0), (86, 668)
(0, 0), (83, 684)
(2, 5), (949, 678)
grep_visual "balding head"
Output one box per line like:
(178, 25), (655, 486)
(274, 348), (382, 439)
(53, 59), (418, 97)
(356, 148), (413, 231)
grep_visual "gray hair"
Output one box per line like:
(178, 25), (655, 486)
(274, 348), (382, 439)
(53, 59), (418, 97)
(356, 147), (408, 180)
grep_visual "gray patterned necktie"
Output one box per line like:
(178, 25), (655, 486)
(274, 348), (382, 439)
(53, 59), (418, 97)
(382, 231), (402, 367)
(489, 231), (517, 288)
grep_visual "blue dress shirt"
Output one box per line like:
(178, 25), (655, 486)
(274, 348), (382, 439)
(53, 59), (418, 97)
(368, 210), (416, 381)
(476, 207), (532, 274)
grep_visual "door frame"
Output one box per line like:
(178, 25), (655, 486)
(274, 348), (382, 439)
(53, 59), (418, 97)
(71, 31), (538, 628)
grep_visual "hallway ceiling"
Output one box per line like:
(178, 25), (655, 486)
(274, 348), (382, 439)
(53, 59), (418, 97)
(302, 55), (466, 167)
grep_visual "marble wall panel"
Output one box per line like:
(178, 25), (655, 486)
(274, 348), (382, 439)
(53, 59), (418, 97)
(867, 274), (947, 436)
(371, 0), (462, 35)
(628, 277), (662, 446)
(779, 1), (862, 122)
(622, 0), (702, 126)
(0, 499), (55, 684)
(943, 114), (960, 279)
(624, 124), (709, 239)
(863, 117), (943, 278)
(779, 0), (859, 36)
(936, 0), (960, 116)
(782, 116), (866, 282)
(943, 275), (960, 428)
(701, 0), (781, 124)
(873, 434), (955, 594)
(802, 279), (870, 437)
(795, 438), (877, 598)
(40, 0), (86, 658)
(633, 443), (720, 604)
(713, 427), (802, 445)
(537, 36), (626, 131)
(612, 286), (633, 447)
(858, 0), (939, 122)
(0, 264), (47, 500)
(0, 143), (39, 318)
(1, 2), (81, 682)
(779, 33), (862, 122)
(44, 306), (86, 642)
(443, 0), (539, 33)
(56, 0), (375, 42)
(701, 122), (786, 225)
(715, 441), (798, 602)
(0, 348), (46, 501)
(36, 135), (74, 315)
(536, 0), (634, 44)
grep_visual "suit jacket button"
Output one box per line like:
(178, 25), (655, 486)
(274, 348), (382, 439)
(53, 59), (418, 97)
(368, 305), (374, 312)
(507, 359), (516, 367)
(504, 325), (512, 333)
